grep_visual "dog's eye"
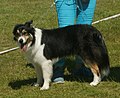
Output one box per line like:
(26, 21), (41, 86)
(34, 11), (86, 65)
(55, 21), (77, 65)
(23, 31), (27, 35)
(22, 29), (27, 35)
(16, 32), (20, 37)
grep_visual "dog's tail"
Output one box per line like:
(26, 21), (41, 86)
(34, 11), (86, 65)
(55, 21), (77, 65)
(100, 51), (110, 79)
(93, 30), (110, 78)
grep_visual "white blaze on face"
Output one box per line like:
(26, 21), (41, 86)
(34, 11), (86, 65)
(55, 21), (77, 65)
(18, 36), (27, 52)
(18, 36), (26, 44)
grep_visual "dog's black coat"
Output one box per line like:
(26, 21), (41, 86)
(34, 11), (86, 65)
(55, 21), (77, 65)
(41, 25), (109, 73)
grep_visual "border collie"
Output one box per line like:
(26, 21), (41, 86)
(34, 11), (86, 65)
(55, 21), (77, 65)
(12, 20), (110, 90)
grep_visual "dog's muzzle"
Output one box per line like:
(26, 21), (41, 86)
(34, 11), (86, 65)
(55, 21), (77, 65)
(18, 36), (26, 44)
(19, 38), (24, 44)
(18, 37), (28, 51)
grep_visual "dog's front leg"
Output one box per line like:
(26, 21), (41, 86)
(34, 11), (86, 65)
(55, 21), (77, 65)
(33, 64), (43, 87)
(40, 60), (53, 90)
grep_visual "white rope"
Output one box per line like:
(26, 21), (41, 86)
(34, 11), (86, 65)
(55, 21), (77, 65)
(92, 13), (120, 24)
(0, 47), (19, 55)
(0, 13), (120, 55)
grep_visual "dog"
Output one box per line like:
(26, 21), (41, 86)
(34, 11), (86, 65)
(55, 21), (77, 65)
(13, 20), (110, 90)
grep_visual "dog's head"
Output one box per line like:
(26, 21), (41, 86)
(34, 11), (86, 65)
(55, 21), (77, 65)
(13, 20), (35, 52)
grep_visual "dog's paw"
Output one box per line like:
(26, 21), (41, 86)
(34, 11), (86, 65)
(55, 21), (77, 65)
(40, 85), (49, 90)
(90, 81), (99, 86)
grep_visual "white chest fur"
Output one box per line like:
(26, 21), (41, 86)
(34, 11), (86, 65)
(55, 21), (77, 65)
(25, 28), (47, 65)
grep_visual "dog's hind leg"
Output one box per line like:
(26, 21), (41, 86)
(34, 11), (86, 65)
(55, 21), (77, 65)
(90, 64), (101, 86)
(40, 60), (53, 90)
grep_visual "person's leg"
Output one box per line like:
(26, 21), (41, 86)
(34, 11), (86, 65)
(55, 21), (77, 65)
(52, 58), (65, 83)
(53, 0), (76, 83)
(76, 0), (96, 25)
(55, 0), (76, 27)
(74, 0), (96, 76)
(73, 56), (92, 77)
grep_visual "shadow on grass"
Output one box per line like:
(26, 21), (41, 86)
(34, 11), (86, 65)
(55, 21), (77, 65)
(108, 66), (120, 82)
(8, 78), (36, 90)
(8, 64), (120, 90)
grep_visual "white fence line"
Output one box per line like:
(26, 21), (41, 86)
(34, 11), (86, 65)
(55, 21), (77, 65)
(0, 47), (19, 55)
(0, 13), (120, 55)
(92, 13), (120, 24)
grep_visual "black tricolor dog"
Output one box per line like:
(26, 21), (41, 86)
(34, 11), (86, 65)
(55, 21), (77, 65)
(13, 20), (110, 90)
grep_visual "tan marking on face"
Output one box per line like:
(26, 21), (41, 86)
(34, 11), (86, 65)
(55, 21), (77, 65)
(22, 34), (32, 44)
(22, 29), (27, 34)
(17, 30), (20, 33)
(21, 35), (28, 43)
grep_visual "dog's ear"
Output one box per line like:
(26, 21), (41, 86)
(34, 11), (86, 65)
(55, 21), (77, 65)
(24, 20), (33, 28)
(13, 24), (23, 35)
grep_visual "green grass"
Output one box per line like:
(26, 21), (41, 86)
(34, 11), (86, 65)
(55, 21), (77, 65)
(0, 0), (120, 97)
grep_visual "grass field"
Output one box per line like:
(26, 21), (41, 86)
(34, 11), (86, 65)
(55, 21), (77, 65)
(0, 0), (120, 98)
